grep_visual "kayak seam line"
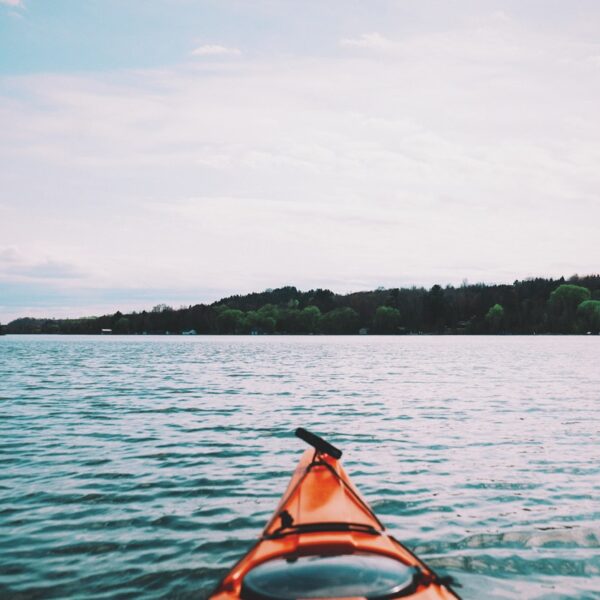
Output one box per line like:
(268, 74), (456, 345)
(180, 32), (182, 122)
(263, 521), (382, 540)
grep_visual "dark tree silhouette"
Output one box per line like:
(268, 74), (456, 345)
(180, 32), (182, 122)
(4, 276), (600, 335)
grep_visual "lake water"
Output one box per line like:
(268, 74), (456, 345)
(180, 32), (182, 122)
(1, 335), (599, 599)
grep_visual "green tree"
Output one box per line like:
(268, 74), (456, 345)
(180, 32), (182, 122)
(243, 311), (258, 334)
(114, 316), (130, 334)
(300, 306), (321, 333)
(425, 284), (446, 331)
(256, 304), (279, 333)
(548, 284), (591, 332)
(319, 307), (359, 334)
(217, 309), (245, 334)
(577, 300), (600, 333)
(244, 309), (276, 334)
(485, 303), (504, 333)
(372, 306), (401, 334)
(277, 308), (302, 333)
(309, 289), (336, 313)
(152, 304), (173, 313)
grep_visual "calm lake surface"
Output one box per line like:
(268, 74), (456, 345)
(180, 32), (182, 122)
(1, 335), (599, 599)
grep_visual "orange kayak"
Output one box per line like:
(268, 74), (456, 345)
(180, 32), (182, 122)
(210, 428), (460, 600)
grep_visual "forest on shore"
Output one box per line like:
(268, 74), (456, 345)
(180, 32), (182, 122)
(3, 275), (600, 336)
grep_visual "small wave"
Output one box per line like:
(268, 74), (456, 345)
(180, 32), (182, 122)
(149, 515), (203, 532)
(428, 553), (600, 578)
(414, 527), (600, 554)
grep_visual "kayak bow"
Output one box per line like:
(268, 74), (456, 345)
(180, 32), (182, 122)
(210, 428), (460, 600)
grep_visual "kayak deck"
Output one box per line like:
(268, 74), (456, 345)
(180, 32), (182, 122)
(210, 434), (459, 600)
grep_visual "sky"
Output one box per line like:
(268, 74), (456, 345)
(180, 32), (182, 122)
(1, 0), (600, 322)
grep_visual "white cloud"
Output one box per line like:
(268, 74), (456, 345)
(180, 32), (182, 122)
(588, 55), (600, 67)
(0, 246), (20, 262)
(191, 44), (241, 57)
(0, 0), (23, 7)
(11, 260), (85, 280)
(340, 32), (396, 51)
(0, 247), (86, 281)
(2, 8), (600, 320)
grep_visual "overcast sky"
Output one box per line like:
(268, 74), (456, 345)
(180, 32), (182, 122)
(1, 0), (599, 322)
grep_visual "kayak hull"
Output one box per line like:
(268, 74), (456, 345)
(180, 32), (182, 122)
(210, 448), (459, 600)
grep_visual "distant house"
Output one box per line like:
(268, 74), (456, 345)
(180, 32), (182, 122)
(100, 328), (112, 335)
(181, 329), (197, 335)
(358, 327), (369, 335)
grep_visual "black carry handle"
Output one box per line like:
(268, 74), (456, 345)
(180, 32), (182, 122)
(295, 427), (343, 460)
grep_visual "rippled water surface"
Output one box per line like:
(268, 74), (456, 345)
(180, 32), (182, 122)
(1, 335), (599, 599)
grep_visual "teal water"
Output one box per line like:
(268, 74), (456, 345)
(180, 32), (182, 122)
(1, 335), (599, 599)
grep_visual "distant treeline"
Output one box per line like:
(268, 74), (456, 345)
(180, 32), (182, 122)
(3, 275), (600, 335)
